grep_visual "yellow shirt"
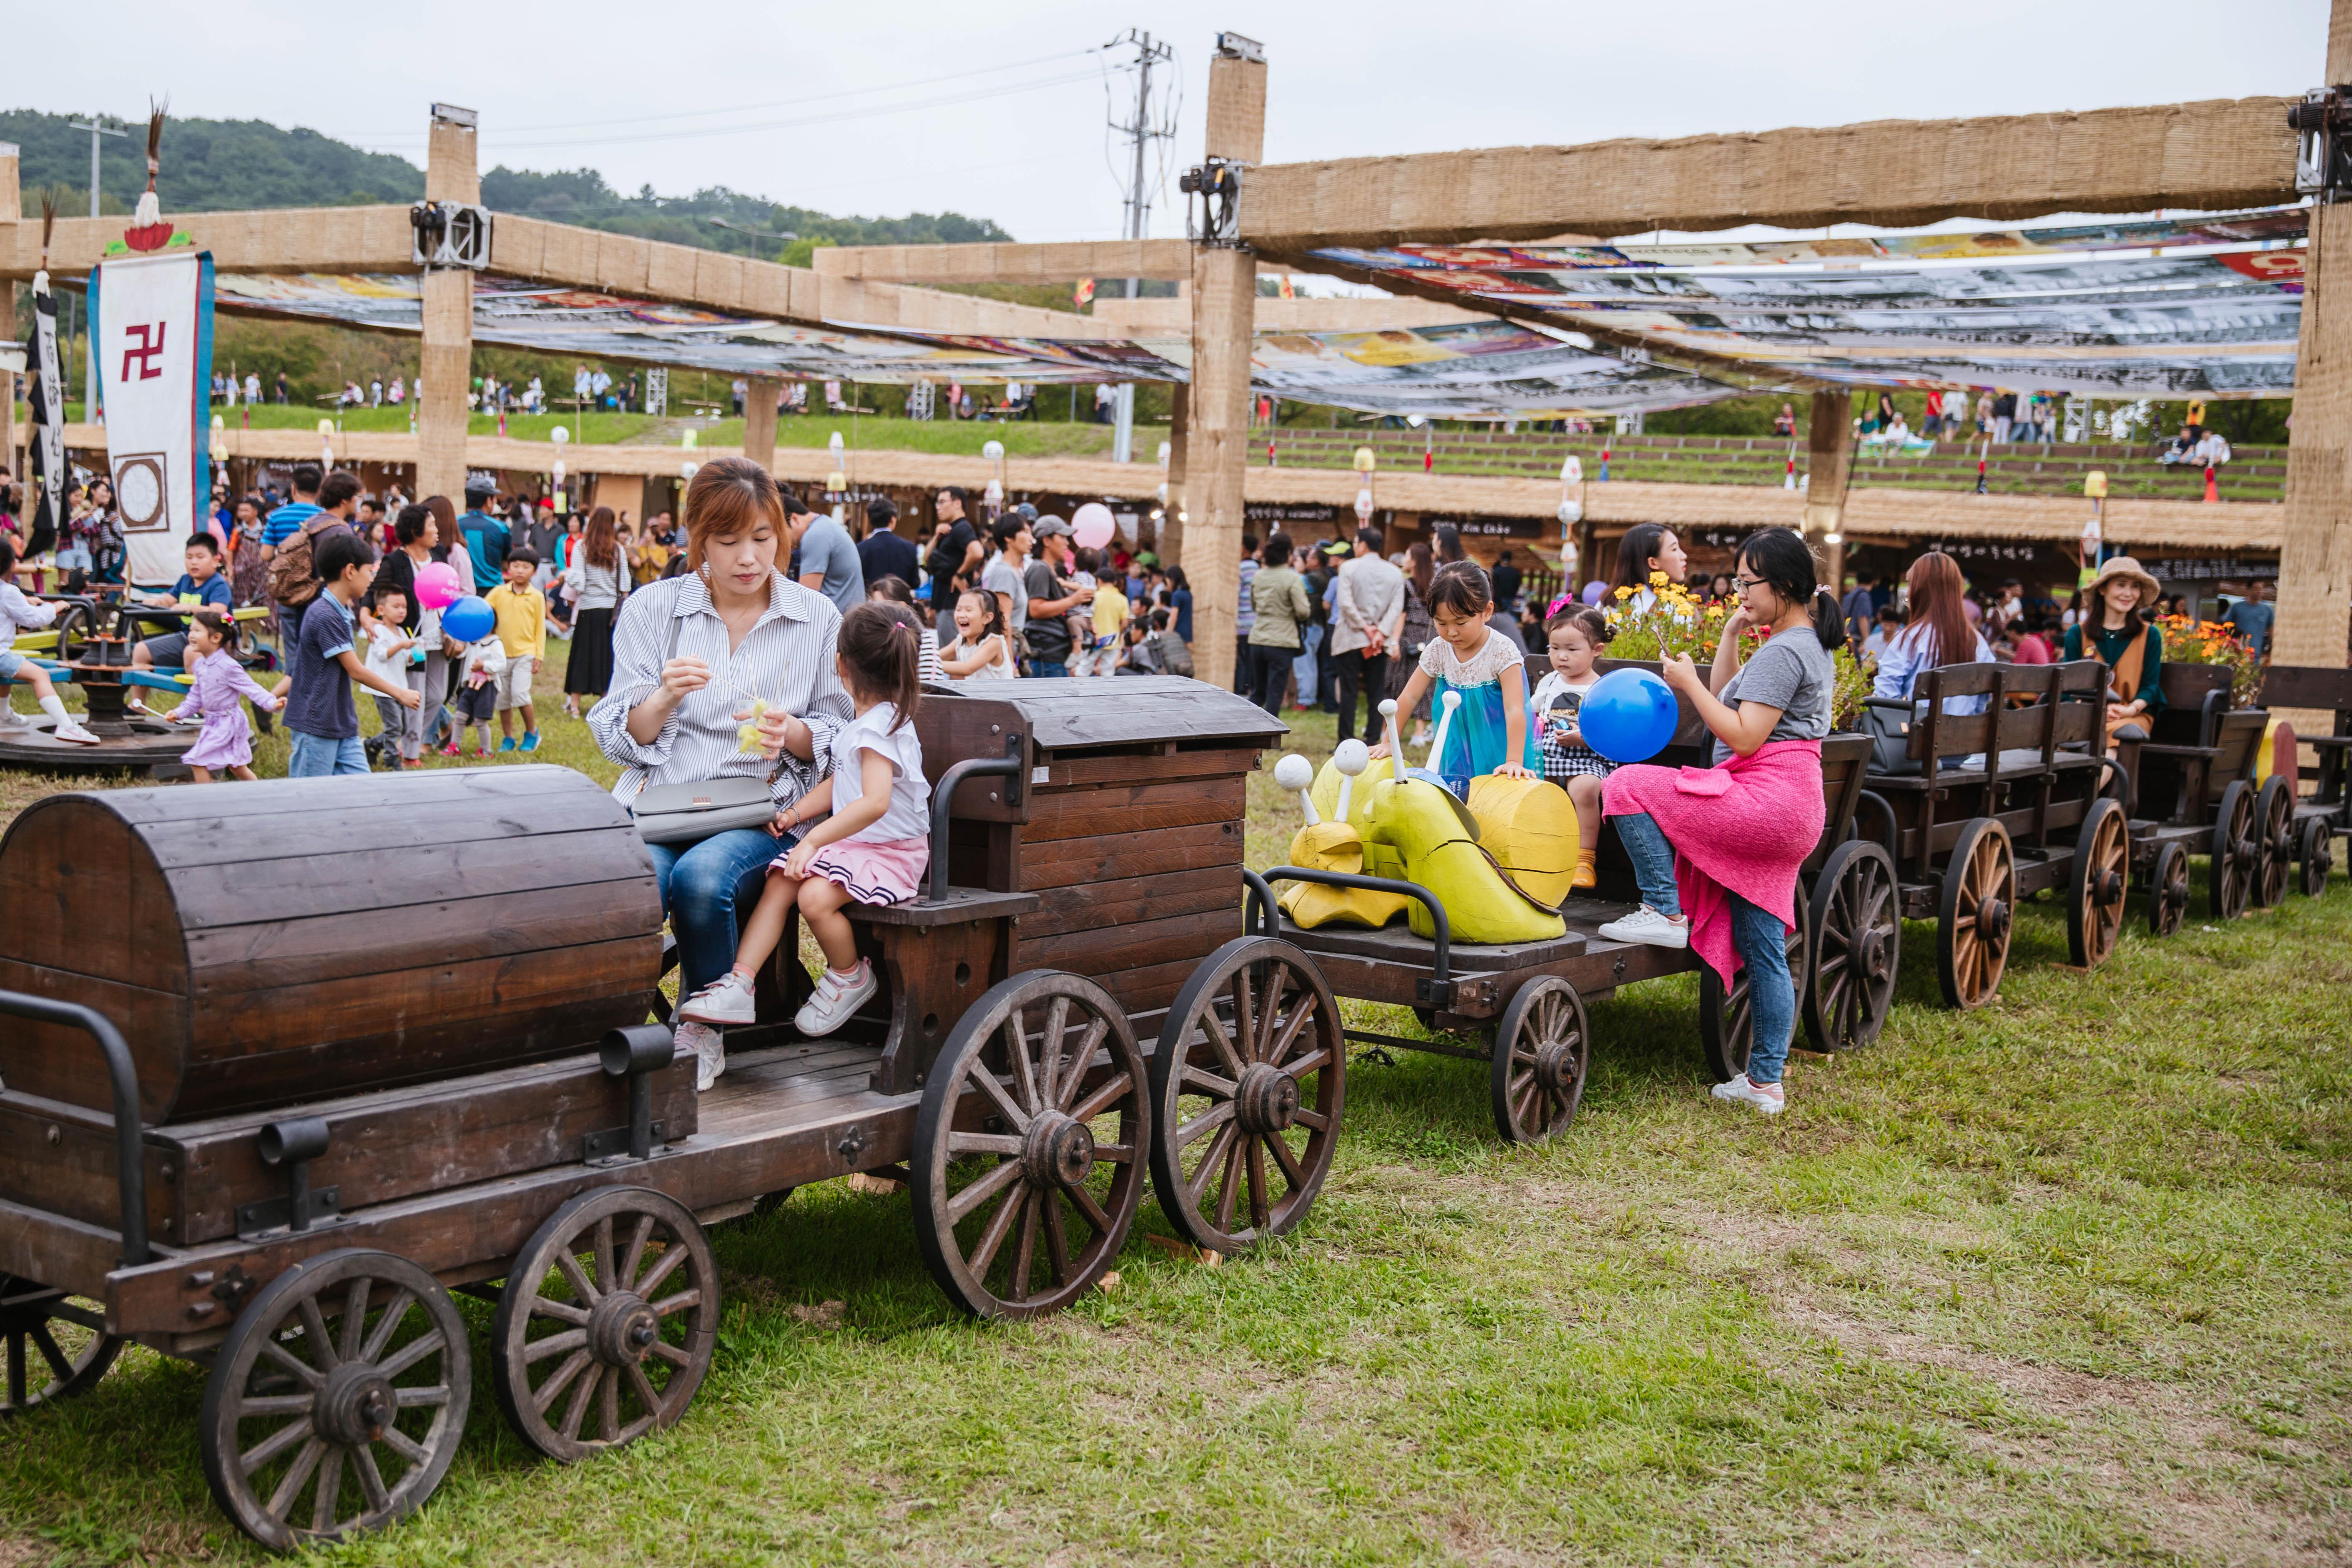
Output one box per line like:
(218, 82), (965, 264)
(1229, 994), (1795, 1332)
(486, 583), (547, 660)
(1092, 583), (1129, 640)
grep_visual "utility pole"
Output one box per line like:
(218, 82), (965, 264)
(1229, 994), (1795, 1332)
(67, 116), (127, 418)
(1106, 29), (1174, 466)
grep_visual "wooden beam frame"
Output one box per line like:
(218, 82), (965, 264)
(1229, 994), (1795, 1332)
(1238, 97), (2298, 249)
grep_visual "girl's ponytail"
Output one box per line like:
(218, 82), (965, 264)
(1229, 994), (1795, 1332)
(838, 601), (924, 731)
(1809, 586), (1849, 654)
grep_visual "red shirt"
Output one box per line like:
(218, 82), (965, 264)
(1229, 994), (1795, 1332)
(2011, 632), (2053, 665)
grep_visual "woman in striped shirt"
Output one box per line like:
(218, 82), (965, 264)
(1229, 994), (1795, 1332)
(589, 458), (854, 1085)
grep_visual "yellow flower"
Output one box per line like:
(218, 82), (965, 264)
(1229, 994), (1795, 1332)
(1705, 604), (1724, 617)
(1650, 571), (1669, 587)
(1615, 586), (1633, 600)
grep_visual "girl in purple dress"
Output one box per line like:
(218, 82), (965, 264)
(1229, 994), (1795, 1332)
(168, 610), (283, 782)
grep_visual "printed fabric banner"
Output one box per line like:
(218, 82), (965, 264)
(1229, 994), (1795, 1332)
(92, 250), (214, 585)
(25, 289), (67, 553)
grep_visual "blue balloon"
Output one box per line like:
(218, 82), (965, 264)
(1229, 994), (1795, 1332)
(441, 594), (496, 643)
(1578, 667), (1679, 763)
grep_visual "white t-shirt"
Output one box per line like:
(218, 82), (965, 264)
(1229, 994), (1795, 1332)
(1419, 625), (1523, 689)
(363, 625), (416, 687)
(1529, 669), (1598, 734)
(832, 702), (931, 843)
(981, 555), (1028, 636)
(943, 633), (1016, 681)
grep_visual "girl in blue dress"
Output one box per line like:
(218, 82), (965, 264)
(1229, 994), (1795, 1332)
(1369, 562), (1538, 790)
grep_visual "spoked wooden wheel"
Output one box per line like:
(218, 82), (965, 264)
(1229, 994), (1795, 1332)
(913, 971), (1149, 1319)
(1488, 977), (1589, 1143)
(1699, 883), (1809, 1082)
(199, 1250), (470, 1552)
(2253, 778), (2295, 909)
(2299, 819), (2335, 898)
(1936, 818), (2013, 1009)
(493, 1187), (719, 1463)
(0, 1274), (123, 1416)
(2211, 780), (2257, 920)
(1151, 937), (1344, 1251)
(1803, 840), (1900, 1053)
(2147, 841), (2191, 936)
(2067, 797), (2131, 970)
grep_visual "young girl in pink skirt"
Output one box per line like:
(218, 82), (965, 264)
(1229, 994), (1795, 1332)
(167, 609), (283, 782)
(678, 601), (931, 1057)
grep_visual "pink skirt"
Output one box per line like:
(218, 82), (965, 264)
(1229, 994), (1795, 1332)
(786, 834), (930, 906)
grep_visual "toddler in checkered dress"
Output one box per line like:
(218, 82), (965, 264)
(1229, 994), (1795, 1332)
(1530, 604), (1614, 891)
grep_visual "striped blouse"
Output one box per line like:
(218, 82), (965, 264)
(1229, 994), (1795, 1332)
(589, 569), (853, 810)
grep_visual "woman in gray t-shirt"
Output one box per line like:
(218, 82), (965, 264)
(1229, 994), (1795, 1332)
(1595, 528), (1847, 1116)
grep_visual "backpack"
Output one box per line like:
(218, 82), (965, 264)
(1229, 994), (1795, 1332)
(267, 514), (339, 608)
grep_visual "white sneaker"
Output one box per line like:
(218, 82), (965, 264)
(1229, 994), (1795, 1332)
(795, 960), (877, 1036)
(1597, 906), (1689, 949)
(50, 721), (102, 747)
(675, 1021), (727, 1092)
(1710, 1074), (1785, 1115)
(678, 969), (758, 1026)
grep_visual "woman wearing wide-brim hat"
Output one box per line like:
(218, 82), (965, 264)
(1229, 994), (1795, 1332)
(2063, 555), (2165, 743)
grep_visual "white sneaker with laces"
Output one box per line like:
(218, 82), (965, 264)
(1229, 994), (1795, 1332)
(675, 1021), (727, 1092)
(1597, 906), (1689, 949)
(1710, 1074), (1785, 1115)
(678, 969), (758, 1026)
(50, 721), (102, 747)
(795, 959), (877, 1037)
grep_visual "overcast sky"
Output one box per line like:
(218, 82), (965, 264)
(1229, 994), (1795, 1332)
(10, 0), (2332, 243)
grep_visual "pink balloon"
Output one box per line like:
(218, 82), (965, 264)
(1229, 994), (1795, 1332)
(415, 561), (465, 610)
(1070, 502), (1116, 551)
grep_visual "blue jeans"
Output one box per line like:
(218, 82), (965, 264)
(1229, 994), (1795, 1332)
(1611, 810), (1796, 1085)
(644, 827), (796, 999)
(287, 731), (368, 777)
(1291, 623), (1323, 707)
(1030, 659), (1068, 679)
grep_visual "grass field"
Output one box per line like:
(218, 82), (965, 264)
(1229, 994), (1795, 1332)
(1, 652), (2346, 1566)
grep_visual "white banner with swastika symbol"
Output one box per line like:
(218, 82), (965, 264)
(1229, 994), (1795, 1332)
(93, 250), (215, 586)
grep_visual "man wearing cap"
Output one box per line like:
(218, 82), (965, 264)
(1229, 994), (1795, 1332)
(457, 480), (508, 593)
(1022, 516), (1089, 678)
(858, 496), (918, 591)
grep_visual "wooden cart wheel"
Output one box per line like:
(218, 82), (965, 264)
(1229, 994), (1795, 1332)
(1803, 840), (1900, 1054)
(492, 1186), (719, 1464)
(1151, 937), (1344, 1250)
(1936, 818), (2013, 1009)
(2299, 818), (2335, 898)
(0, 1274), (123, 1417)
(1487, 977), (1589, 1143)
(913, 970), (1149, 1319)
(2147, 841), (2191, 937)
(199, 1249), (470, 1552)
(2211, 780), (2256, 920)
(2252, 778), (2295, 909)
(1699, 883), (1809, 1082)
(2066, 797), (2131, 970)
(51, 604), (94, 666)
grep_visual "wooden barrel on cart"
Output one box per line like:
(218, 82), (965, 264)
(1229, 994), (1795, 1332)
(915, 678), (1286, 1017)
(0, 766), (665, 1122)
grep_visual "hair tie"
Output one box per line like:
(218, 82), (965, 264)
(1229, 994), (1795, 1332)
(1547, 591), (1574, 617)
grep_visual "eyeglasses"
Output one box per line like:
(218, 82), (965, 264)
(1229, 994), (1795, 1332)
(1733, 574), (1768, 593)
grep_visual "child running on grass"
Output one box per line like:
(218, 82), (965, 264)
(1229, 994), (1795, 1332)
(167, 609), (281, 782)
(675, 603), (933, 1084)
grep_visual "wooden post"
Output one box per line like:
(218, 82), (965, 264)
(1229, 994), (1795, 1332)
(2277, 2), (2352, 669)
(744, 376), (779, 475)
(1160, 382), (1188, 562)
(1802, 390), (1855, 586)
(0, 143), (17, 483)
(417, 108), (478, 503)
(1183, 43), (1268, 690)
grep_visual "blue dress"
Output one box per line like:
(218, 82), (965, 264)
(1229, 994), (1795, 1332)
(1418, 627), (1541, 793)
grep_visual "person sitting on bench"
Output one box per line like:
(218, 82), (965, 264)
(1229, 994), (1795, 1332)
(130, 533), (236, 670)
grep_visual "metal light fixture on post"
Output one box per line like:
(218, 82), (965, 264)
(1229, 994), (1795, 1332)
(1352, 445), (1376, 529)
(317, 418), (335, 469)
(827, 431), (848, 523)
(2080, 470), (2108, 582)
(982, 439), (1006, 517)
(1556, 455), (1584, 582)
(209, 415), (228, 491)
(679, 459), (700, 530)
(550, 425), (569, 516)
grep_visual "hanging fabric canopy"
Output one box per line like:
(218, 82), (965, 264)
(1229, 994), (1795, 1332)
(1306, 206), (2311, 396)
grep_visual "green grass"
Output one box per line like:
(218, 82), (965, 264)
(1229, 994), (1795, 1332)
(0, 685), (2346, 1565)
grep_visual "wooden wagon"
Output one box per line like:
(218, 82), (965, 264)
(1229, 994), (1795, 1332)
(2107, 663), (2281, 927)
(1255, 657), (1897, 1145)
(0, 680), (1345, 1551)
(2259, 663), (2352, 895)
